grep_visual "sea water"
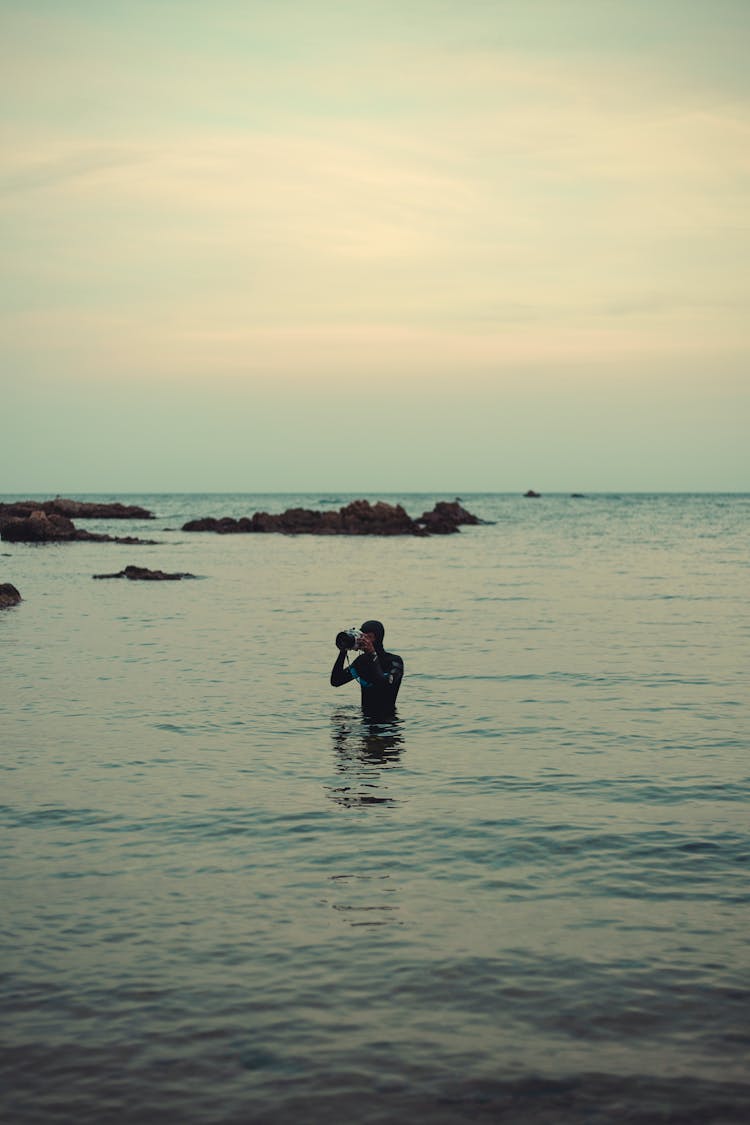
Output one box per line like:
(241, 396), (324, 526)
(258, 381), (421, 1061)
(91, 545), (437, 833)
(1, 493), (748, 1123)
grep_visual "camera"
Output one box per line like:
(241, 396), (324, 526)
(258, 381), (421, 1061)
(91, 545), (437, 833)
(336, 627), (365, 651)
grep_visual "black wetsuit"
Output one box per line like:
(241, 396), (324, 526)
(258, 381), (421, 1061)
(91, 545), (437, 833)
(331, 648), (404, 718)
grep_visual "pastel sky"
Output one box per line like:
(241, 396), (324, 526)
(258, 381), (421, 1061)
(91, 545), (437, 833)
(2, 0), (748, 492)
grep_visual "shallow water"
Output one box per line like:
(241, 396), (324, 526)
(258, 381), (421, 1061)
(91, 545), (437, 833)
(2, 493), (749, 1123)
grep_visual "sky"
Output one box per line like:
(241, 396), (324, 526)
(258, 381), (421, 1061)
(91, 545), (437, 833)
(1, 0), (748, 492)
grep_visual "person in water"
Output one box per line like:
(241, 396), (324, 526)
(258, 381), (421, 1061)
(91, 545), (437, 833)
(330, 619), (403, 718)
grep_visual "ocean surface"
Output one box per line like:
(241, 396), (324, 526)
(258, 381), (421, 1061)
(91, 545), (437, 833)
(1, 492), (749, 1124)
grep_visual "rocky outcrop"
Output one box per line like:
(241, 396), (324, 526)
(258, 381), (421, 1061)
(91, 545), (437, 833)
(416, 500), (484, 534)
(183, 499), (488, 536)
(0, 583), (22, 608)
(0, 498), (154, 519)
(184, 500), (415, 535)
(0, 510), (158, 544)
(0, 510), (79, 542)
(93, 565), (196, 581)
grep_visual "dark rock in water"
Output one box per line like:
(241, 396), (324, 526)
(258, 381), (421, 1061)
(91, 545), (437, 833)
(183, 516), (241, 533)
(0, 510), (78, 541)
(183, 517), (218, 532)
(183, 498), (487, 537)
(0, 583), (22, 609)
(102, 535), (160, 544)
(0, 498), (154, 519)
(339, 500), (416, 535)
(184, 500), (415, 535)
(524, 490), (541, 498)
(49, 497), (155, 519)
(255, 500), (415, 535)
(0, 510), (159, 544)
(415, 500), (487, 534)
(571, 493), (585, 498)
(93, 565), (196, 581)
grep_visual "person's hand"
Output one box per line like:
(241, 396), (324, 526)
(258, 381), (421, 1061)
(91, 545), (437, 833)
(360, 633), (376, 654)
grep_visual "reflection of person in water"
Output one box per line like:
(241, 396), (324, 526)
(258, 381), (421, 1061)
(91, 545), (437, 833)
(330, 619), (403, 719)
(328, 710), (405, 809)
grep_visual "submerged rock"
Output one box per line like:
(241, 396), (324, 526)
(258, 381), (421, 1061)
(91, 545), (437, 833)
(183, 499), (488, 536)
(0, 498), (154, 519)
(101, 535), (160, 544)
(93, 565), (196, 581)
(0, 510), (159, 544)
(0, 583), (22, 609)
